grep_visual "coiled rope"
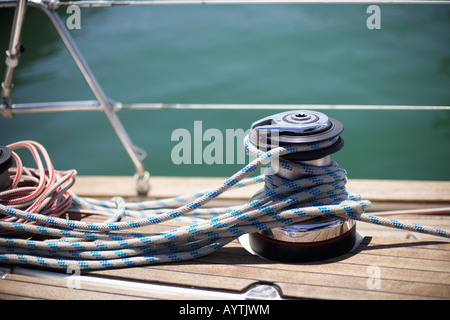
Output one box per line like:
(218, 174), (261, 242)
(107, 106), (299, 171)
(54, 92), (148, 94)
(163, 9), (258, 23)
(0, 140), (448, 270)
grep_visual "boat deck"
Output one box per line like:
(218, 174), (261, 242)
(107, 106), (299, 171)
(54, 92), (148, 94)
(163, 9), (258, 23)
(1, 176), (449, 300)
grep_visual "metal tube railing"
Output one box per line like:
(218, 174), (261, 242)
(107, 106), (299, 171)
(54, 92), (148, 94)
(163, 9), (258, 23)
(4, 100), (103, 113)
(48, 0), (450, 7)
(119, 103), (450, 111)
(1, 0), (150, 194)
(4, 101), (450, 113)
(1, 0), (27, 116)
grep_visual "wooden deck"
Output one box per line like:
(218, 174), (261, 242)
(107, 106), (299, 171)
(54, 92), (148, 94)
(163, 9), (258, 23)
(1, 176), (449, 300)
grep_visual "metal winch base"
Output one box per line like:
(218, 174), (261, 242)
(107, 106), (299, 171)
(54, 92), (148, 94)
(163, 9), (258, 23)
(248, 218), (358, 263)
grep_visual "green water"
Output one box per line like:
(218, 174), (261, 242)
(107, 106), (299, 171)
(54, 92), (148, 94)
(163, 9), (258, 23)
(1, 4), (449, 180)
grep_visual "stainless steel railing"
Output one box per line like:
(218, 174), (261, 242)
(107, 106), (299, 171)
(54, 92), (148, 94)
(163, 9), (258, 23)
(1, 0), (151, 194)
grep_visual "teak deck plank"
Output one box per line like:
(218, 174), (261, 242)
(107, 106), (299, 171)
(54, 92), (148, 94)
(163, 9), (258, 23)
(1, 176), (449, 300)
(71, 176), (450, 203)
(86, 235), (449, 300)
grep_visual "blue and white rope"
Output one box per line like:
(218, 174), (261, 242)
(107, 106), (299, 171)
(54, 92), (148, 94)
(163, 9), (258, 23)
(0, 138), (448, 270)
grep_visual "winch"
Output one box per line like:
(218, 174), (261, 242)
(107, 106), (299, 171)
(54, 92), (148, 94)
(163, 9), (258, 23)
(0, 124), (448, 271)
(247, 110), (358, 262)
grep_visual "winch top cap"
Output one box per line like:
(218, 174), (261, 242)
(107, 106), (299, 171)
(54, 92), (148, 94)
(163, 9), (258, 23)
(249, 110), (344, 147)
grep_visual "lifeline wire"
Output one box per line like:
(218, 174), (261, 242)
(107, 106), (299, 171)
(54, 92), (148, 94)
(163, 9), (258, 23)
(0, 140), (448, 270)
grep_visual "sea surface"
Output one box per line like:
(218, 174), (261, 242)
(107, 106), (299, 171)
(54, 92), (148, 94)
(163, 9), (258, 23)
(1, 3), (449, 181)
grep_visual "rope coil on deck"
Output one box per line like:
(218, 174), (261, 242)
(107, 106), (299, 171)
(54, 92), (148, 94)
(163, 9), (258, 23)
(0, 140), (448, 270)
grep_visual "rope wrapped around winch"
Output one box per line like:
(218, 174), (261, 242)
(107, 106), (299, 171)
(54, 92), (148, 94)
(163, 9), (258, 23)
(0, 139), (447, 270)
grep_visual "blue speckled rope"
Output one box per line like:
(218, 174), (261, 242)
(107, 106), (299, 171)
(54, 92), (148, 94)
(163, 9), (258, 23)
(0, 138), (448, 270)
